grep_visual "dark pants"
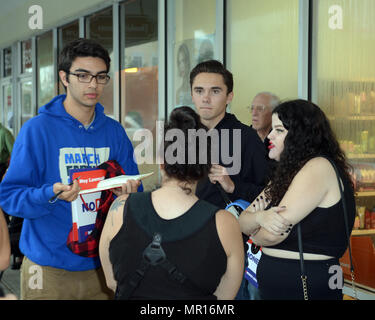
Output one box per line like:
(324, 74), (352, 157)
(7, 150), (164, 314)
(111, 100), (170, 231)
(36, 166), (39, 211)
(8, 216), (24, 259)
(257, 253), (343, 300)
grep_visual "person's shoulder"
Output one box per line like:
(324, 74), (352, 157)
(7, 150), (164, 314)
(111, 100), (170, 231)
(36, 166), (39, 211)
(224, 114), (259, 137)
(224, 113), (250, 130)
(102, 116), (128, 135)
(215, 210), (242, 248)
(3, 126), (14, 137)
(103, 115), (123, 127)
(215, 209), (239, 228)
(195, 198), (221, 214)
(298, 157), (336, 181)
(303, 156), (332, 171)
(18, 114), (47, 133)
(106, 193), (130, 234)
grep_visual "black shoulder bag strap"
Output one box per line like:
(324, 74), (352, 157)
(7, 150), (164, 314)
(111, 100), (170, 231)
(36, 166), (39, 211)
(297, 223), (308, 300)
(120, 233), (166, 299)
(325, 157), (356, 298)
(297, 157), (356, 300)
(121, 233), (212, 299)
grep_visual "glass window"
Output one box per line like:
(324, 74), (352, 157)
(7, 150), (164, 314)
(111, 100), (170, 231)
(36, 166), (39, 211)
(21, 39), (32, 74)
(3, 47), (12, 77)
(227, 0), (299, 125)
(2, 84), (14, 134)
(37, 31), (55, 107)
(20, 80), (33, 126)
(312, 0), (375, 195)
(120, 0), (159, 191)
(313, 0), (375, 292)
(168, 0), (217, 113)
(0, 85), (2, 125)
(86, 8), (113, 116)
(58, 20), (79, 94)
(0, 97), (2, 126)
(59, 20), (80, 52)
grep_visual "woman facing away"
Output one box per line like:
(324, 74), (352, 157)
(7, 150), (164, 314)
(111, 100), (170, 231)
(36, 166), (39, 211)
(99, 106), (244, 300)
(238, 99), (356, 300)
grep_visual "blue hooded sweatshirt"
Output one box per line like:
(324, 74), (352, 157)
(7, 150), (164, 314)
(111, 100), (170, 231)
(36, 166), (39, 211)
(0, 95), (141, 271)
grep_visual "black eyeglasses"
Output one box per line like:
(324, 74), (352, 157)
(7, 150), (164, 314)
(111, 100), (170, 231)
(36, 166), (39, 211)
(247, 104), (269, 112)
(67, 72), (110, 84)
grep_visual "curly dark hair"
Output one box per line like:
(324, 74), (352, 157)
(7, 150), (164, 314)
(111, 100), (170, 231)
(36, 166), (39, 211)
(162, 106), (212, 192)
(264, 99), (353, 206)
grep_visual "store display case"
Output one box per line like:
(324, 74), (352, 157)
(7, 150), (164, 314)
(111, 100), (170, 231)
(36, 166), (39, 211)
(320, 80), (375, 298)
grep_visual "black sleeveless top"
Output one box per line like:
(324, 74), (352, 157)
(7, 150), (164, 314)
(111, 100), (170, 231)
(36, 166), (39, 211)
(109, 192), (227, 300)
(268, 171), (356, 258)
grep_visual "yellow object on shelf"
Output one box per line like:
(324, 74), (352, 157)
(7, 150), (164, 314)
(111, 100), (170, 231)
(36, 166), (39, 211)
(351, 229), (375, 236)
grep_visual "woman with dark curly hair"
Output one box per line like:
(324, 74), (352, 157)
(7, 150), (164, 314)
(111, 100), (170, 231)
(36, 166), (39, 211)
(100, 106), (244, 300)
(238, 99), (356, 300)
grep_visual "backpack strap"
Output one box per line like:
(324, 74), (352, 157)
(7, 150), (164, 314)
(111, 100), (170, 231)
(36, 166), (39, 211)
(120, 233), (211, 299)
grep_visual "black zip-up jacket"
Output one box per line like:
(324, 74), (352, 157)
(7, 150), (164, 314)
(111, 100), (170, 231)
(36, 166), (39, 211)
(196, 113), (269, 208)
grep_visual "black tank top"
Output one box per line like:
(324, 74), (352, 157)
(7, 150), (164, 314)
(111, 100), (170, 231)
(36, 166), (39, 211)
(268, 172), (356, 258)
(109, 192), (227, 300)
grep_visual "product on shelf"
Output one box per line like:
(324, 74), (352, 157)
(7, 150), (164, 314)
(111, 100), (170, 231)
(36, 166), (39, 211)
(357, 206), (366, 229)
(353, 216), (360, 229)
(365, 209), (372, 229)
(361, 130), (368, 153)
(352, 162), (375, 191)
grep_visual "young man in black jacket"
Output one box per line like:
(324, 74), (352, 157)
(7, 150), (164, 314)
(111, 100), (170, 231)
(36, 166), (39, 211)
(190, 60), (269, 208)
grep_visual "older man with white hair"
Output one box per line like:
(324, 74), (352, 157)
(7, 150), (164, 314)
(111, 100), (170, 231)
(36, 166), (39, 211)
(250, 92), (280, 144)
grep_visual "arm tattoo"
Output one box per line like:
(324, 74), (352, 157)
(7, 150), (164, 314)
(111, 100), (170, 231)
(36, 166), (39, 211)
(110, 199), (125, 212)
(109, 198), (126, 226)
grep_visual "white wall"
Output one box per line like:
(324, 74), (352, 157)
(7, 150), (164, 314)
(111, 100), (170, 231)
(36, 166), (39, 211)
(0, 0), (113, 47)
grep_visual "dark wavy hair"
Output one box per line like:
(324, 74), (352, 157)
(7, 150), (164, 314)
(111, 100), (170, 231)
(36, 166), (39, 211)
(59, 38), (111, 76)
(162, 106), (212, 192)
(264, 99), (353, 205)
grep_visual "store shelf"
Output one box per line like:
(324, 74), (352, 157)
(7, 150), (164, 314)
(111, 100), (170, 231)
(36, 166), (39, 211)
(347, 153), (375, 159)
(343, 281), (375, 300)
(352, 229), (375, 236)
(356, 191), (375, 197)
(328, 115), (375, 121)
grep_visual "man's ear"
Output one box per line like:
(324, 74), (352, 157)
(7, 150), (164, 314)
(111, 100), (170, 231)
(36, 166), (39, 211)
(59, 70), (69, 87)
(226, 91), (234, 105)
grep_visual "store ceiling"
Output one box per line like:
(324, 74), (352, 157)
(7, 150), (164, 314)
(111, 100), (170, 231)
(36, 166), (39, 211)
(0, 0), (27, 18)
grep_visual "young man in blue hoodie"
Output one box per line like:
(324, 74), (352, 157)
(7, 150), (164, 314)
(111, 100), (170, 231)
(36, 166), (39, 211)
(0, 38), (141, 299)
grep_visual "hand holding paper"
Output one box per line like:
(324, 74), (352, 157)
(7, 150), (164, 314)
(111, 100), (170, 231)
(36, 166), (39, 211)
(78, 172), (153, 195)
(70, 171), (153, 243)
(111, 179), (141, 197)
